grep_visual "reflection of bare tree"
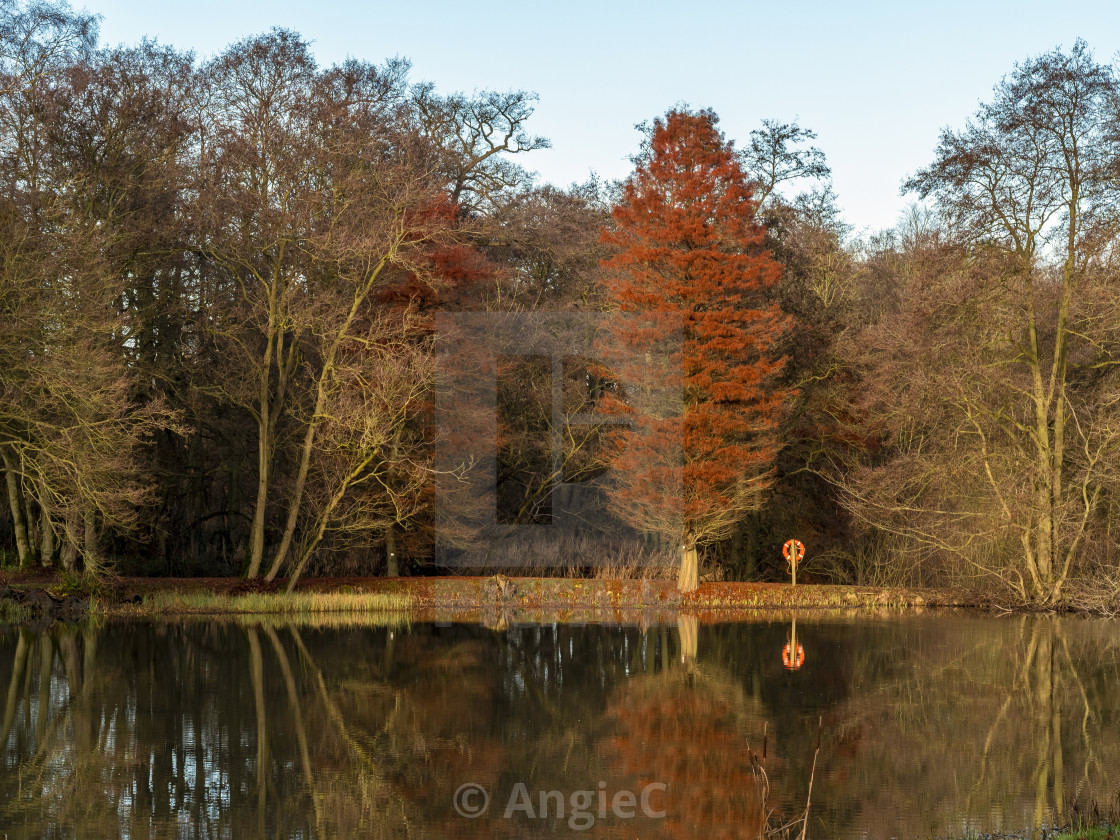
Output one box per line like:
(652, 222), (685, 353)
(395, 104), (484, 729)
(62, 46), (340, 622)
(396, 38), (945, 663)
(818, 615), (1118, 838)
(264, 626), (323, 831)
(1, 623), (305, 837)
(247, 627), (269, 839)
(1, 629), (29, 746)
(969, 618), (1101, 827)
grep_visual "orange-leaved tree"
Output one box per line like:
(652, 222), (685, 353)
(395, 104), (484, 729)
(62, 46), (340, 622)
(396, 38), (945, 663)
(600, 108), (792, 593)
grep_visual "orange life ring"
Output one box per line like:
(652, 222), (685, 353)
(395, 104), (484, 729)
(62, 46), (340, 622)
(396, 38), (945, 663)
(782, 539), (806, 563)
(782, 643), (805, 670)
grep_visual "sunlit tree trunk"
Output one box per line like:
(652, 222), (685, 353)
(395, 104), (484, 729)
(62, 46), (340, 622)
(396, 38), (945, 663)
(83, 508), (99, 576)
(246, 310), (289, 579)
(678, 540), (699, 594)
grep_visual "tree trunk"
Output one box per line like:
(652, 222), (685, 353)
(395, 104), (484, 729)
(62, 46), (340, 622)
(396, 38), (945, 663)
(38, 477), (52, 567)
(246, 414), (272, 578)
(263, 261), (390, 583)
(745, 509), (760, 579)
(678, 541), (698, 593)
(22, 482), (38, 565)
(1, 446), (32, 567)
(60, 509), (81, 572)
(730, 520), (745, 579)
(83, 508), (99, 575)
(385, 526), (399, 577)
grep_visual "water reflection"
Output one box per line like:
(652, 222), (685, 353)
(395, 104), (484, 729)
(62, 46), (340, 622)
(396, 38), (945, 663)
(782, 617), (805, 671)
(0, 613), (1117, 839)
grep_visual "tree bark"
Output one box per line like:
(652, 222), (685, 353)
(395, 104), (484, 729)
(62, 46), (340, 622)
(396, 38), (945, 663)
(1, 445), (32, 567)
(678, 540), (699, 593)
(60, 508), (80, 572)
(39, 487), (54, 567)
(83, 508), (99, 575)
(246, 412), (273, 578)
(246, 294), (290, 579)
(22, 482), (38, 564)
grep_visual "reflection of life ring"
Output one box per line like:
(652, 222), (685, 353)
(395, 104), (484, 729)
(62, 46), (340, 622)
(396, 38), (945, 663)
(782, 643), (805, 670)
(782, 539), (806, 563)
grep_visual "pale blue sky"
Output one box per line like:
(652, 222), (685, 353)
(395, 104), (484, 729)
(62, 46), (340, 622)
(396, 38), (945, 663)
(84, 0), (1120, 236)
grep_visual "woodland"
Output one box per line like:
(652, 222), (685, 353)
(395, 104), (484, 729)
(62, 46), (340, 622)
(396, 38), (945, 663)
(2, 0), (1120, 607)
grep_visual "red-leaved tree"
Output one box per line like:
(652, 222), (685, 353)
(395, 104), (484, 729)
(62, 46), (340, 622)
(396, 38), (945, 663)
(600, 108), (792, 592)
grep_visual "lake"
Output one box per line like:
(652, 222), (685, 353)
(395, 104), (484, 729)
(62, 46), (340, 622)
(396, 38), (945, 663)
(1, 611), (1117, 839)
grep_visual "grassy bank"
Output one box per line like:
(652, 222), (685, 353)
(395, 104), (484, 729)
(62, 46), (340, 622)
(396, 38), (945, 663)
(138, 589), (413, 616)
(0, 572), (956, 622)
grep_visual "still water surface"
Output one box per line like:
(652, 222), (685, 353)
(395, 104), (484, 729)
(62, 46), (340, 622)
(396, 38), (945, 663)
(1, 612), (1118, 839)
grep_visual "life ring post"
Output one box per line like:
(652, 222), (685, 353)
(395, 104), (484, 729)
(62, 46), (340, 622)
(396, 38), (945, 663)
(782, 539), (806, 585)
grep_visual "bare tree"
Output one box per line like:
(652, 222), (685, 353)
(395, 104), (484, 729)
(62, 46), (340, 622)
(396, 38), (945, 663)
(739, 118), (831, 210)
(887, 40), (1120, 603)
(412, 85), (549, 216)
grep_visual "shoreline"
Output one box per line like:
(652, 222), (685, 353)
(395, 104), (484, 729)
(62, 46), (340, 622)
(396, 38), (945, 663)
(1, 574), (1002, 625)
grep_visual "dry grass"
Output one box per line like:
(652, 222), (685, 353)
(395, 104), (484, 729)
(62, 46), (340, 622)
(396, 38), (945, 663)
(139, 589), (413, 616)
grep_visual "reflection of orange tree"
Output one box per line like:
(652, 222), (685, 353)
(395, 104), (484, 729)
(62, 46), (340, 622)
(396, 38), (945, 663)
(602, 666), (771, 840)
